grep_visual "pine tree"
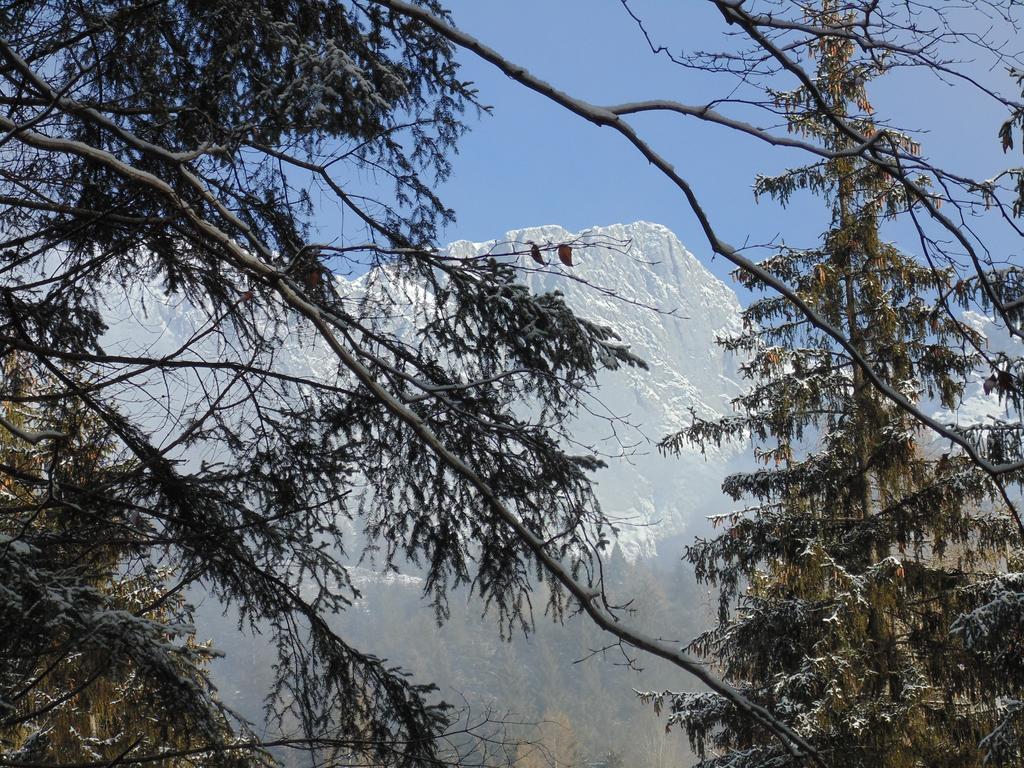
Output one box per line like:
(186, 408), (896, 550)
(1, 358), (253, 766)
(655, 2), (1022, 765)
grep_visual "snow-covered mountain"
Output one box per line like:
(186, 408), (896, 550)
(936, 310), (1021, 427)
(101, 221), (745, 559)
(446, 222), (743, 557)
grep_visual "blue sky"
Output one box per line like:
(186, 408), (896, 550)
(433, 1), (1021, 289)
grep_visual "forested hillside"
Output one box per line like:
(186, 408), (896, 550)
(203, 549), (712, 768)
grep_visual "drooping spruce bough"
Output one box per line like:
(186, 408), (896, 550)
(0, 2), (646, 765)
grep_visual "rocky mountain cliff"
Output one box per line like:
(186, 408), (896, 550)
(444, 222), (743, 557)
(101, 221), (746, 559)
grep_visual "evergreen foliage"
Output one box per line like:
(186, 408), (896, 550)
(0, 3), (643, 765)
(302, 546), (703, 768)
(656, 3), (1024, 765)
(0, 359), (254, 765)
(5, 1), (1024, 765)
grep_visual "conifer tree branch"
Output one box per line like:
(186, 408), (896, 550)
(0, 412), (65, 445)
(0, 48), (822, 767)
(709, 0), (1024, 345)
(367, 0), (1024, 542)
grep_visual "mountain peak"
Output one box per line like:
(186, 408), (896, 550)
(107, 222), (744, 560)
(448, 222), (743, 557)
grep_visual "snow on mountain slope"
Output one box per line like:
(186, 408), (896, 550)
(446, 222), (743, 557)
(935, 310), (1021, 430)
(100, 222), (745, 559)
